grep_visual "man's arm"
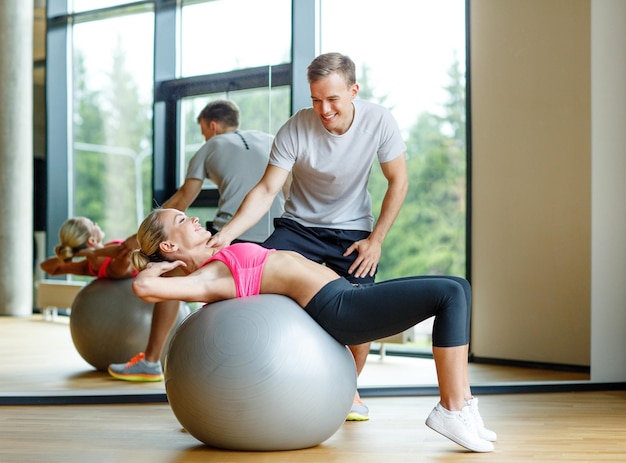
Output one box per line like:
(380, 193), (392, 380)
(344, 153), (408, 278)
(117, 178), (204, 259)
(161, 178), (204, 211)
(208, 164), (289, 249)
(282, 170), (293, 200)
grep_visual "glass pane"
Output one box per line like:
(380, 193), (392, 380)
(71, 11), (154, 240)
(321, 0), (467, 281)
(320, 0), (466, 361)
(71, 0), (132, 13)
(179, 85), (291, 224)
(181, 0), (291, 77)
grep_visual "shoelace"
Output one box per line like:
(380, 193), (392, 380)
(125, 352), (145, 367)
(472, 410), (485, 427)
(468, 400), (486, 427)
(459, 407), (479, 432)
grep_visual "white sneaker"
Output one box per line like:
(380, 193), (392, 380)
(467, 397), (498, 442)
(425, 403), (494, 453)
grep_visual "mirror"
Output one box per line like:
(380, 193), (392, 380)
(4, 0), (593, 403)
(0, 312), (589, 399)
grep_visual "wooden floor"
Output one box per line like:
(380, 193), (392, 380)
(0, 314), (588, 395)
(1, 391), (626, 462)
(3, 315), (620, 462)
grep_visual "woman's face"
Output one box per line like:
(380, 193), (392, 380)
(80, 218), (104, 248)
(159, 209), (212, 253)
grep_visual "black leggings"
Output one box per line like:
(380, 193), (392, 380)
(303, 276), (471, 347)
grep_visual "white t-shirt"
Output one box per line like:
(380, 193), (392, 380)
(186, 130), (284, 242)
(269, 99), (406, 231)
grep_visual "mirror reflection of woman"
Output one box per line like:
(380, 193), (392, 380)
(40, 216), (179, 382)
(40, 217), (135, 279)
(130, 208), (498, 453)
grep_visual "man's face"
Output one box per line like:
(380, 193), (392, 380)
(310, 72), (359, 135)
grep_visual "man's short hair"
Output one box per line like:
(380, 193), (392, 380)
(306, 52), (356, 87)
(197, 99), (240, 128)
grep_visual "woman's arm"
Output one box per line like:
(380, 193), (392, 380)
(77, 245), (136, 279)
(132, 261), (229, 303)
(40, 244), (140, 279)
(101, 245), (136, 279)
(78, 244), (122, 258)
(40, 256), (90, 276)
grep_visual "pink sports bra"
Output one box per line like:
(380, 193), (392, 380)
(200, 243), (275, 298)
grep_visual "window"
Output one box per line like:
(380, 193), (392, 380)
(180, 86), (291, 185)
(179, 85), (291, 222)
(71, 8), (154, 239)
(181, 0), (291, 78)
(320, 0), (468, 281)
(46, 0), (466, 367)
(71, 0), (131, 13)
(320, 0), (467, 354)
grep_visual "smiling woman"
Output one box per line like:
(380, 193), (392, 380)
(128, 208), (497, 452)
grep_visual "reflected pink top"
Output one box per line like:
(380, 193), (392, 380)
(87, 240), (139, 279)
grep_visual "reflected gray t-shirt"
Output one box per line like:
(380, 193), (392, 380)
(186, 130), (284, 243)
(269, 99), (406, 231)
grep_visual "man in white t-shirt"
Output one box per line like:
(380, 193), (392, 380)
(108, 100), (284, 381)
(209, 53), (408, 421)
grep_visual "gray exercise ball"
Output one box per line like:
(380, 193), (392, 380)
(70, 278), (190, 371)
(164, 294), (357, 451)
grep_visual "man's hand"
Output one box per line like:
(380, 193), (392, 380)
(207, 231), (233, 251)
(343, 238), (382, 278)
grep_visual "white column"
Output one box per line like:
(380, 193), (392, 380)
(0, 2), (34, 316)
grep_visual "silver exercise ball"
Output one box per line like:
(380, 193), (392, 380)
(164, 294), (357, 451)
(70, 278), (190, 371)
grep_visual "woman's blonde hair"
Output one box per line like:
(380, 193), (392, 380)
(54, 217), (92, 262)
(131, 209), (169, 271)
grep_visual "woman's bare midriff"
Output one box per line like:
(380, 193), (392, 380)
(260, 250), (340, 307)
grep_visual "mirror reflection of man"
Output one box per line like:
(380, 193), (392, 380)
(164, 99), (284, 243)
